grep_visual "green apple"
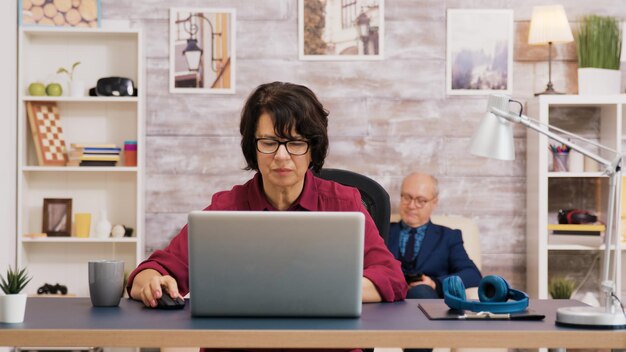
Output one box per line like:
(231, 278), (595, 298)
(46, 83), (63, 96)
(28, 82), (46, 96)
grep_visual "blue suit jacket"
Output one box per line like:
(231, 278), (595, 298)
(388, 220), (482, 296)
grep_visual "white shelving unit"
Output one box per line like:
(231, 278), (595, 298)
(526, 94), (626, 301)
(17, 27), (145, 297)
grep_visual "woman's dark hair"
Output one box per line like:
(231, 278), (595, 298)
(240, 81), (329, 173)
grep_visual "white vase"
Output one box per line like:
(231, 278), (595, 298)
(0, 294), (27, 323)
(70, 80), (85, 97)
(94, 210), (112, 238)
(577, 68), (621, 95)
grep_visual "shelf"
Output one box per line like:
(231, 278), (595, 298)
(21, 166), (137, 172)
(21, 96), (139, 103)
(548, 172), (606, 178)
(22, 26), (140, 36)
(548, 244), (621, 251)
(21, 237), (138, 243)
(538, 94), (626, 106)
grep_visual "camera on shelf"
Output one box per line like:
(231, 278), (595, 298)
(557, 209), (598, 224)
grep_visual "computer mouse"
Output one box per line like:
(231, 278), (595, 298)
(156, 295), (185, 310)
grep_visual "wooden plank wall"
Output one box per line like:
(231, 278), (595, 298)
(101, 0), (626, 291)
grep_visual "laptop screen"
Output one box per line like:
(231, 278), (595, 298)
(187, 211), (365, 317)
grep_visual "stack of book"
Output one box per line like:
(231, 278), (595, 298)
(67, 144), (122, 167)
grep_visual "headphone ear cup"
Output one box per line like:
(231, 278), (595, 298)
(445, 275), (467, 301)
(478, 275), (510, 302)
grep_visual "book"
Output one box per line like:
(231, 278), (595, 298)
(80, 160), (117, 167)
(71, 143), (118, 149)
(80, 155), (120, 161)
(548, 224), (604, 236)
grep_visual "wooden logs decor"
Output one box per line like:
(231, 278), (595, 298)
(22, 0), (99, 27)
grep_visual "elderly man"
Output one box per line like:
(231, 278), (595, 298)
(388, 172), (481, 299)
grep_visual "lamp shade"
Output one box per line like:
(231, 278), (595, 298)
(469, 112), (515, 160)
(528, 5), (574, 45)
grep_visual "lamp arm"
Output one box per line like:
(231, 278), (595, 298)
(492, 105), (624, 312)
(490, 107), (613, 171)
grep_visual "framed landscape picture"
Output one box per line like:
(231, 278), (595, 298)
(446, 9), (513, 95)
(299, 0), (384, 60)
(169, 8), (236, 94)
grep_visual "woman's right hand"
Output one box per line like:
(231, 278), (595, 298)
(130, 269), (183, 308)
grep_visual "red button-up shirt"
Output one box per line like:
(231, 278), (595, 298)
(127, 170), (407, 302)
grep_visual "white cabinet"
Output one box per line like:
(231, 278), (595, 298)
(526, 95), (625, 301)
(17, 27), (144, 297)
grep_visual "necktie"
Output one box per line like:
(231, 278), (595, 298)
(403, 228), (417, 264)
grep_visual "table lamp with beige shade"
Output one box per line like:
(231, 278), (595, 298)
(528, 4), (574, 95)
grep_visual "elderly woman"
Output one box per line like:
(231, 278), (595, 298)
(127, 82), (407, 307)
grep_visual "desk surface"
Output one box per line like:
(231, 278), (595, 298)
(0, 298), (625, 349)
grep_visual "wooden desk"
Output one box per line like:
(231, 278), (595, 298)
(0, 298), (625, 349)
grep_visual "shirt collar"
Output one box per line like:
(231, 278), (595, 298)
(400, 220), (430, 232)
(246, 170), (318, 211)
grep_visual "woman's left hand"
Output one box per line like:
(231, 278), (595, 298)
(409, 274), (436, 290)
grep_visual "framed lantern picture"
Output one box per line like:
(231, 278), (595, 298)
(169, 8), (236, 94)
(299, 0), (384, 60)
(446, 9), (513, 95)
(42, 198), (72, 237)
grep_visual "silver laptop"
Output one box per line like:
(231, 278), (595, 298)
(187, 211), (365, 317)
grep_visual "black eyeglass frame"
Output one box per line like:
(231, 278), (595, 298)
(255, 138), (310, 156)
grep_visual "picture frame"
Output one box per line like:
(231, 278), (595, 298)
(299, 0), (384, 61)
(42, 198), (72, 237)
(169, 8), (236, 94)
(446, 9), (513, 95)
(19, 0), (101, 28)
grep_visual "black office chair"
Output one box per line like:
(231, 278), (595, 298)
(317, 168), (391, 242)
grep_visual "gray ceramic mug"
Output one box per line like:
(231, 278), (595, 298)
(88, 260), (124, 307)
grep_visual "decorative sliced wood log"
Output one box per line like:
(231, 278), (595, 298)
(79, 0), (97, 21)
(54, 0), (72, 13)
(22, 0), (32, 11)
(43, 3), (58, 18)
(31, 6), (44, 21)
(53, 13), (65, 26)
(65, 8), (81, 25)
(31, 0), (45, 6)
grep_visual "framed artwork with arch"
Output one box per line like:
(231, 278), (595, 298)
(299, 0), (384, 61)
(169, 7), (236, 94)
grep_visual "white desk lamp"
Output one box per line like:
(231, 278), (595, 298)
(470, 94), (626, 328)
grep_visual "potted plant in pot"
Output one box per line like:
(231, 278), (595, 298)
(548, 277), (576, 299)
(575, 15), (622, 95)
(57, 61), (83, 98)
(0, 266), (32, 323)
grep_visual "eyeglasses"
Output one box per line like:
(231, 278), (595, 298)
(255, 138), (310, 156)
(400, 193), (436, 207)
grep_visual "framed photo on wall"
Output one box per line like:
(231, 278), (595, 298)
(19, 0), (101, 27)
(299, 0), (384, 60)
(42, 198), (72, 237)
(446, 9), (513, 95)
(169, 8), (236, 94)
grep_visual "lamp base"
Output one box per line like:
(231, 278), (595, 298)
(534, 82), (565, 96)
(556, 306), (626, 329)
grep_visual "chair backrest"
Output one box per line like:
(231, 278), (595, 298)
(430, 215), (482, 270)
(317, 168), (391, 241)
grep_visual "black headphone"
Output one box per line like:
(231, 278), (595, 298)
(443, 275), (529, 313)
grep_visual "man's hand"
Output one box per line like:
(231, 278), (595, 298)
(130, 269), (183, 308)
(409, 274), (436, 290)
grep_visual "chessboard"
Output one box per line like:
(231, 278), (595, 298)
(26, 101), (68, 166)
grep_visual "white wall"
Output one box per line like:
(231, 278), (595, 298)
(0, 1), (17, 274)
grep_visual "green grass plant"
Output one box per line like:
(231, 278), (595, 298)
(0, 266), (32, 294)
(576, 15), (622, 70)
(548, 277), (576, 299)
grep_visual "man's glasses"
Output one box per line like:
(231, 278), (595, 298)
(255, 138), (310, 156)
(400, 193), (436, 207)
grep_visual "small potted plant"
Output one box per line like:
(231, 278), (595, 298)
(548, 277), (576, 299)
(575, 15), (622, 95)
(57, 61), (83, 97)
(0, 266), (32, 323)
